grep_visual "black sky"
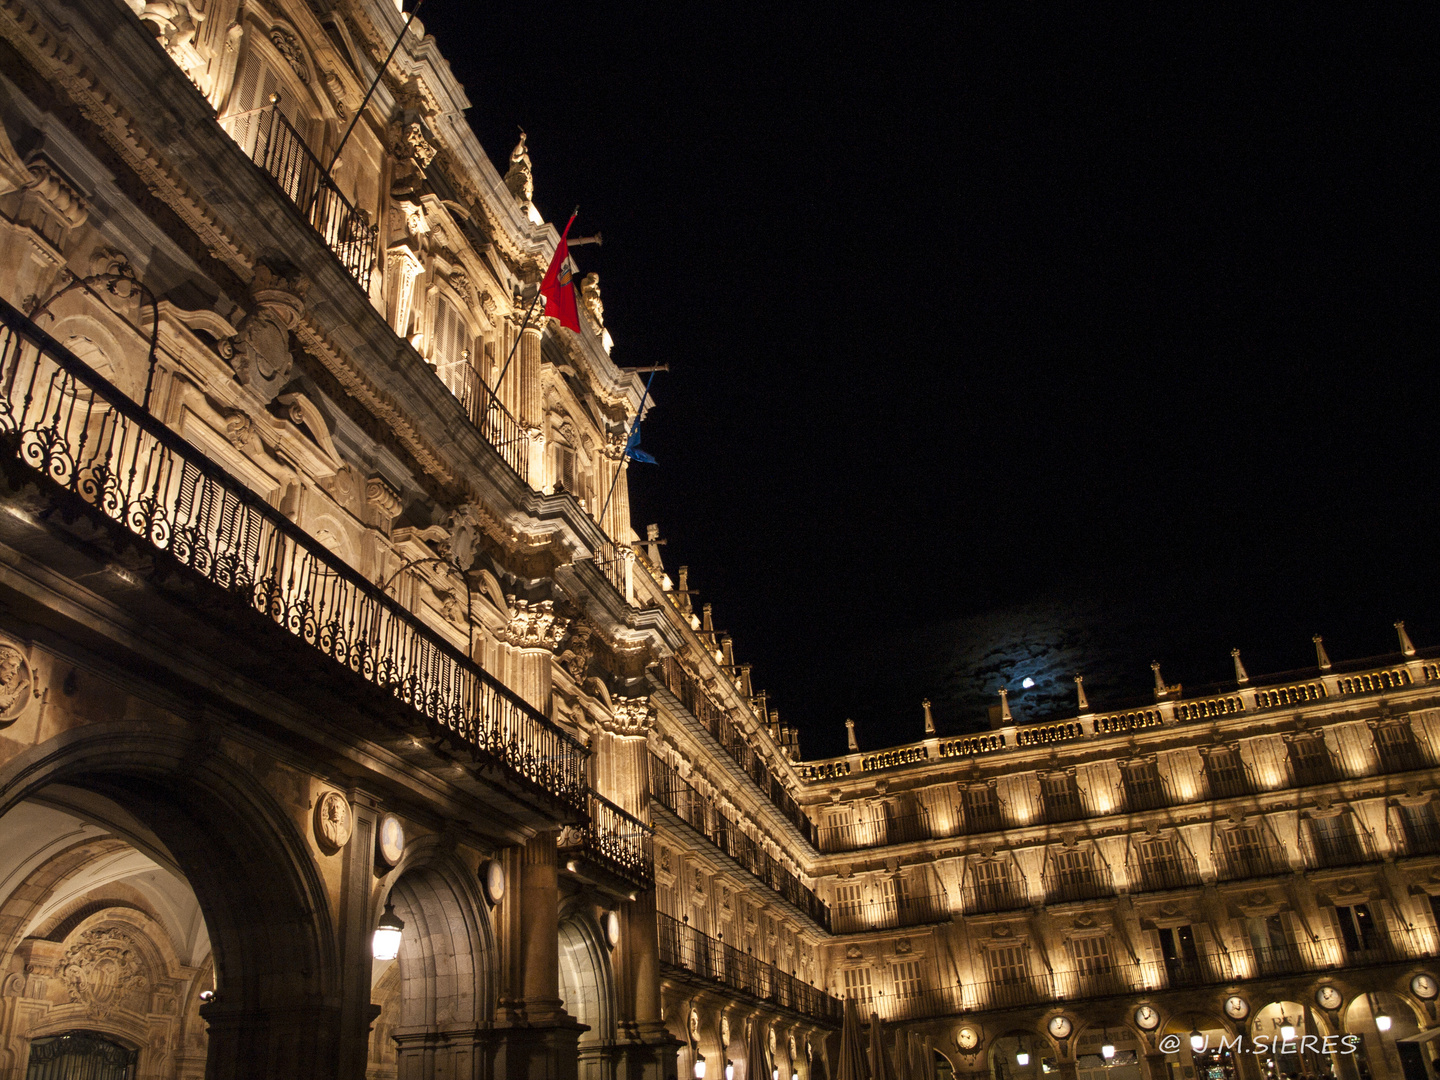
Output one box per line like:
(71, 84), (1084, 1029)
(419, 5), (1440, 758)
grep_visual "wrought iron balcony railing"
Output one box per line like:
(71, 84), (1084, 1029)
(1129, 858), (1204, 893)
(831, 892), (951, 934)
(561, 791), (653, 888)
(1042, 868), (1116, 905)
(1298, 821), (1381, 869)
(657, 913), (841, 1025)
(656, 657), (818, 847)
(649, 755), (830, 931)
(0, 298), (586, 810)
(232, 98), (378, 291)
(817, 809), (931, 853)
(957, 879), (1033, 915)
(435, 361), (531, 487)
(1212, 843), (1291, 882)
(1389, 817), (1440, 858)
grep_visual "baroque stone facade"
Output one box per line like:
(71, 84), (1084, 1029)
(0, 2), (1433, 1080)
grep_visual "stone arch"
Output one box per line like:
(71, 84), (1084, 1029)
(378, 837), (494, 1047)
(0, 721), (340, 1079)
(557, 911), (614, 1047)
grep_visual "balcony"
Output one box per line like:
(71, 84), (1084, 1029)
(817, 810), (930, 853)
(0, 299), (586, 811)
(1130, 858), (1203, 893)
(1389, 817), (1440, 858)
(1043, 868), (1116, 905)
(831, 892), (952, 934)
(229, 99), (377, 292)
(657, 913), (841, 1026)
(1286, 742), (1341, 787)
(655, 657), (818, 847)
(1298, 821), (1381, 869)
(1201, 760), (1261, 800)
(560, 792), (653, 889)
(1213, 843), (1291, 881)
(881, 934), (1433, 1022)
(649, 755), (830, 931)
(958, 879), (1033, 915)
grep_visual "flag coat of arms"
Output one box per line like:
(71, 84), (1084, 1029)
(540, 214), (583, 332)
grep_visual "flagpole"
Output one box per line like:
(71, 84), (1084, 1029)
(493, 209), (576, 393)
(598, 369), (655, 529)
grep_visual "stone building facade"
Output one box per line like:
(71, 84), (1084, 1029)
(0, 2), (1433, 1080)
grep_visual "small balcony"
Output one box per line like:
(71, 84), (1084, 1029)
(817, 810), (930, 853)
(1130, 857), (1203, 893)
(1212, 843), (1291, 882)
(1043, 868), (1116, 905)
(832, 892), (952, 934)
(657, 913), (841, 1025)
(560, 792), (653, 889)
(1389, 816), (1440, 858)
(1299, 821), (1380, 869)
(958, 879), (1033, 915)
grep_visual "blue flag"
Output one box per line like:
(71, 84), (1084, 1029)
(625, 427), (656, 464)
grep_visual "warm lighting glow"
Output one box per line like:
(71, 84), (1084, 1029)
(1101, 1041), (1115, 1060)
(372, 901), (405, 961)
(1190, 1029), (1205, 1052)
(1280, 1018), (1296, 1042)
(694, 1053), (706, 1079)
(725, 1062), (734, 1080)
(1376, 1012), (1392, 1032)
(772, 1069), (779, 1080)
(1016, 1051), (1030, 1066)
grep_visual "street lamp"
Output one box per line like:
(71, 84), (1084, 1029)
(1375, 1011), (1392, 1033)
(1016, 1044), (1030, 1067)
(694, 1053), (706, 1079)
(1279, 1016), (1296, 1043)
(372, 900), (404, 961)
(725, 1062), (734, 1080)
(1189, 1028), (1205, 1053)
(1101, 1030), (1115, 1060)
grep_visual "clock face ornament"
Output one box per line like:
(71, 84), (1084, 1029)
(1135, 1005), (1160, 1030)
(956, 1027), (979, 1051)
(1316, 985), (1343, 1011)
(1224, 996), (1250, 1020)
(1412, 973), (1439, 1000)
(1047, 1015), (1073, 1039)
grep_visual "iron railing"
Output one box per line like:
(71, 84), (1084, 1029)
(1211, 841), (1291, 881)
(1298, 819), (1381, 869)
(831, 892), (951, 934)
(0, 299), (586, 809)
(656, 657), (819, 846)
(649, 755), (830, 930)
(436, 361), (531, 484)
(1129, 856), (1203, 892)
(561, 791), (653, 887)
(1042, 866), (1116, 904)
(817, 809), (931, 853)
(1389, 816), (1440, 858)
(657, 913), (841, 1025)
(235, 100), (378, 291)
(957, 878), (1033, 915)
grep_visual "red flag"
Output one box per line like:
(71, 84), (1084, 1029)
(540, 214), (582, 333)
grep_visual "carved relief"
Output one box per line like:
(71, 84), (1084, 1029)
(227, 267), (307, 404)
(129, 1), (207, 73)
(366, 475), (404, 526)
(580, 273), (604, 330)
(504, 133), (535, 211)
(268, 28), (309, 83)
(556, 622), (596, 681)
(0, 638), (33, 722)
(602, 695), (655, 737)
(721, 1013), (731, 1048)
(503, 598), (570, 650)
(314, 791), (353, 852)
(60, 928), (149, 1019)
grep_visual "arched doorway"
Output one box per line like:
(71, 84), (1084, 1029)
(24, 1030), (137, 1079)
(1344, 989), (1422, 1079)
(558, 913), (614, 1079)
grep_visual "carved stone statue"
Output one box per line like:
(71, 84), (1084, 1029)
(503, 132), (534, 210)
(0, 642), (31, 720)
(580, 273), (604, 330)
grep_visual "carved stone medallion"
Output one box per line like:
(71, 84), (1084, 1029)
(314, 791), (353, 852)
(0, 638), (32, 723)
(688, 1007), (700, 1041)
(61, 928), (148, 1018)
(721, 1014), (731, 1048)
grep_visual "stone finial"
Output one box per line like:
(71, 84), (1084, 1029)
(1075, 674), (1090, 713)
(998, 688), (1013, 723)
(1396, 621), (1417, 657)
(701, 603), (714, 635)
(1151, 662), (1167, 698)
(922, 698), (935, 735)
(503, 131), (535, 215)
(677, 566), (692, 614)
(845, 718), (858, 752)
(1313, 635), (1332, 671)
(1231, 648), (1249, 685)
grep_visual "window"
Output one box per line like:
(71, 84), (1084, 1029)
(1288, 735), (1335, 785)
(985, 944), (1029, 985)
(1070, 935), (1112, 976)
(824, 810), (855, 852)
(835, 883), (865, 922)
(891, 959), (924, 1000)
(1334, 904), (1380, 955)
(1203, 748), (1249, 798)
(1244, 914), (1296, 975)
(432, 295), (469, 373)
(1158, 925), (1201, 983)
(1374, 721), (1424, 772)
(841, 967), (873, 1006)
(1041, 772), (1084, 821)
(962, 784), (1002, 832)
(1400, 802), (1440, 854)
(1308, 814), (1363, 867)
(1052, 848), (1095, 884)
(1122, 759), (1166, 810)
(225, 46), (315, 192)
(25, 1031), (137, 1080)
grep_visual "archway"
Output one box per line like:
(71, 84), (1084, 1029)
(1250, 1001), (1330, 1078)
(380, 845), (493, 1074)
(1344, 989), (1422, 1079)
(0, 724), (340, 1080)
(24, 1030), (137, 1079)
(989, 1029), (1043, 1079)
(558, 912), (613, 1080)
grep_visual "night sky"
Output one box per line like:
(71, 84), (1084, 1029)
(419, 6), (1440, 759)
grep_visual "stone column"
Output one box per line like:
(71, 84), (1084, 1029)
(521, 831), (563, 1020)
(336, 800), (382, 1077)
(518, 319), (546, 489)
